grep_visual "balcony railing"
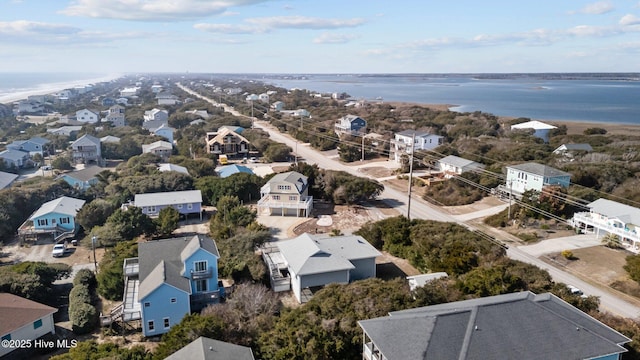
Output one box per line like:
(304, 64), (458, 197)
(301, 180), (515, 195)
(573, 213), (640, 242)
(190, 290), (220, 304)
(257, 196), (313, 210)
(123, 257), (139, 277)
(363, 342), (383, 360)
(190, 267), (213, 280)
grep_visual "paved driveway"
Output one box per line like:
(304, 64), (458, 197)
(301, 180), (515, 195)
(518, 234), (601, 257)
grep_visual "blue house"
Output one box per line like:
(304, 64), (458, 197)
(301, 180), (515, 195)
(6, 137), (50, 156)
(59, 166), (104, 191)
(119, 235), (222, 337)
(133, 189), (203, 220)
(334, 114), (367, 137)
(28, 196), (85, 232)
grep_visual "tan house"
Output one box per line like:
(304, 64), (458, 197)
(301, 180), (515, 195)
(205, 128), (250, 157)
(257, 171), (313, 217)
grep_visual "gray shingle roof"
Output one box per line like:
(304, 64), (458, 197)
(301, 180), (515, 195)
(0, 171), (18, 189)
(0, 149), (29, 161)
(359, 292), (629, 360)
(396, 129), (435, 138)
(72, 134), (100, 147)
(134, 190), (202, 207)
(262, 171), (308, 194)
(165, 336), (254, 360)
(138, 234), (219, 300)
(438, 155), (480, 169)
(29, 196), (85, 220)
(277, 234), (380, 276)
(62, 166), (105, 182)
(507, 162), (571, 178)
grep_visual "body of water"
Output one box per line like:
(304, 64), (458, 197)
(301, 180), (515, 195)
(261, 74), (640, 125)
(0, 72), (117, 103)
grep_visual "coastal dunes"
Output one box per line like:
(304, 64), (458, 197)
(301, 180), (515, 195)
(386, 101), (640, 136)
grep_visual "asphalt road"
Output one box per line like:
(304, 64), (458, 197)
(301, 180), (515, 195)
(180, 83), (640, 319)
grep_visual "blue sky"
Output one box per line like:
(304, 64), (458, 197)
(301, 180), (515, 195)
(1, 0), (639, 73)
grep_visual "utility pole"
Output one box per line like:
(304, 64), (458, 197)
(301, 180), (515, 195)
(361, 134), (365, 162)
(92, 236), (98, 273)
(507, 180), (513, 220)
(407, 133), (416, 220)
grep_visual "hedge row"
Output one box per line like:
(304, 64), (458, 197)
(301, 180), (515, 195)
(69, 270), (98, 335)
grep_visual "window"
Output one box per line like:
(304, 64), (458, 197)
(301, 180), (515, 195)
(177, 204), (183, 209)
(37, 219), (48, 226)
(195, 279), (208, 292)
(60, 217), (70, 224)
(170, 298), (177, 303)
(277, 185), (291, 190)
(148, 206), (156, 213)
(51, 218), (56, 224)
(144, 302), (150, 307)
(148, 321), (155, 331)
(187, 203), (193, 210)
(33, 319), (42, 329)
(272, 195), (280, 201)
(194, 260), (207, 272)
(289, 196), (297, 201)
(163, 318), (170, 328)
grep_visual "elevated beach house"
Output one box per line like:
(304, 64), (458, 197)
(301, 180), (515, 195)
(19, 196), (85, 242)
(358, 291), (630, 360)
(257, 171), (312, 217)
(71, 134), (102, 164)
(390, 130), (444, 163)
(572, 198), (640, 253)
(131, 189), (203, 220)
(334, 114), (366, 137)
(263, 233), (381, 303)
(105, 234), (222, 337)
(205, 128), (250, 158)
(0, 293), (58, 358)
(504, 162), (571, 197)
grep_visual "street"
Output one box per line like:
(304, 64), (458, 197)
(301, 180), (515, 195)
(179, 83), (640, 319)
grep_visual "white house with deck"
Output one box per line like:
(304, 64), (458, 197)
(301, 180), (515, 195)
(572, 198), (640, 252)
(257, 171), (312, 217)
(390, 130), (444, 162)
(505, 162), (571, 196)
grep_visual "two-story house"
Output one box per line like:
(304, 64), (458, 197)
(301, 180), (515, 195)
(257, 171), (313, 217)
(505, 162), (571, 196)
(264, 233), (381, 303)
(118, 234), (222, 337)
(572, 198), (640, 252)
(103, 105), (126, 127)
(71, 134), (102, 164)
(205, 128), (250, 157)
(358, 291), (630, 360)
(133, 189), (203, 220)
(75, 108), (99, 124)
(6, 137), (50, 157)
(390, 130), (444, 162)
(142, 140), (173, 160)
(334, 115), (366, 137)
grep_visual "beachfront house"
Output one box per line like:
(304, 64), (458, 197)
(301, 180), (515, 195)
(132, 189), (203, 220)
(17, 100), (44, 114)
(504, 162), (571, 196)
(166, 337), (255, 360)
(111, 234), (222, 337)
(205, 128), (250, 157)
(334, 115), (366, 137)
(263, 233), (381, 303)
(0, 293), (58, 358)
(437, 155), (484, 177)
(358, 291), (630, 360)
(142, 141), (173, 159)
(76, 108), (99, 124)
(0, 149), (31, 169)
(511, 120), (557, 143)
(572, 198), (640, 252)
(71, 134), (102, 164)
(257, 171), (313, 217)
(390, 130), (444, 163)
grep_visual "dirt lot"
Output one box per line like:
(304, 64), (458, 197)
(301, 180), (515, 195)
(543, 246), (640, 300)
(1, 238), (105, 267)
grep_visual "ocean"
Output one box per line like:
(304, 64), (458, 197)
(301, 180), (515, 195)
(0, 72), (118, 103)
(258, 74), (640, 125)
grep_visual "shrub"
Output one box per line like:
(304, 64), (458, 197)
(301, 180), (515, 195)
(584, 127), (607, 135)
(73, 269), (97, 290)
(69, 302), (98, 335)
(69, 284), (92, 307)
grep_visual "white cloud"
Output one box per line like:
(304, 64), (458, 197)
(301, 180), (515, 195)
(620, 14), (640, 26)
(60, 0), (269, 21)
(580, 1), (614, 14)
(245, 16), (365, 29)
(193, 23), (262, 34)
(313, 32), (358, 44)
(0, 20), (80, 36)
(0, 20), (151, 44)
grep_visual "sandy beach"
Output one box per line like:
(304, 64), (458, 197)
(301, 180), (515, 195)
(387, 101), (640, 136)
(0, 74), (123, 104)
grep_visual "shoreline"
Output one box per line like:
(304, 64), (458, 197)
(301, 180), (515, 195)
(0, 74), (124, 104)
(386, 101), (640, 136)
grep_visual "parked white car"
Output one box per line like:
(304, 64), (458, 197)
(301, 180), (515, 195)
(52, 243), (66, 257)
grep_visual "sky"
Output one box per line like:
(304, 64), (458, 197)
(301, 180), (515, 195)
(1, 0), (640, 74)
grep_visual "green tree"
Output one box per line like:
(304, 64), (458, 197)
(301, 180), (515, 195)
(97, 240), (138, 300)
(75, 199), (117, 231)
(263, 143), (292, 162)
(106, 207), (156, 240)
(156, 206), (180, 237)
(625, 254), (640, 285)
(52, 156), (73, 170)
